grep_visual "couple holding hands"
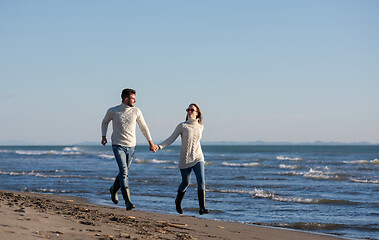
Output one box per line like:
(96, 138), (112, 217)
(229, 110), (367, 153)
(101, 88), (209, 215)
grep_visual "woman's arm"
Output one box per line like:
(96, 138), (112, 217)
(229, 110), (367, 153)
(158, 124), (182, 149)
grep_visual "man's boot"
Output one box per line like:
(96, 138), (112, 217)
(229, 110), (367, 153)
(175, 190), (186, 214)
(121, 187), (135, 210)
(198, 190), (210, 215)
(109, 179), (120, 204)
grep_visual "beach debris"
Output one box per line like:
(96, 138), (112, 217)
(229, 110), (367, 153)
(217, 226), (225, 229)
(34, 231), (48, 238)
(49, 230), (65, 236)
(119, 232), (131, 238)
(156, 220), (189, 229)
(79, 220), (95, 226)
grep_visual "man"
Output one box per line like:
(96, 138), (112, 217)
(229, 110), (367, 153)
(101, 88), (158, 210)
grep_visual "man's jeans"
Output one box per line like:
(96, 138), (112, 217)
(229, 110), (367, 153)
(178, 161), (205, 192)
(112, 145), (135, 188)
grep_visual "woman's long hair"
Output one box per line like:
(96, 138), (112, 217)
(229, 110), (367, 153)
(186, 103), (203, 125)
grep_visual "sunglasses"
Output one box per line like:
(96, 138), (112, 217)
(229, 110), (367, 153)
(186, 108), (197, 112)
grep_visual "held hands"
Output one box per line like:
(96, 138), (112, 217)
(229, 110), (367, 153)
(148, 140), (159, 153)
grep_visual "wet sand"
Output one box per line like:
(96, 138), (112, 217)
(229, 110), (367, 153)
(0, 190), (344, 240)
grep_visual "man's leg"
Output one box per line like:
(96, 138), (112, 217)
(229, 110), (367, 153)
(109, 178), (120, 204)
(112, 145), (135, 210)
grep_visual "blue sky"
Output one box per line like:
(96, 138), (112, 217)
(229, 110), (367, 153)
(1, 0), (378, 145)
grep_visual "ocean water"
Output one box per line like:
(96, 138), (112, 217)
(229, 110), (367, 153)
(0, 145), (378, 240)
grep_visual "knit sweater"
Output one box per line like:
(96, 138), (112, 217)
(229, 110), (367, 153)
(101, 103), (152, 147)
(158, 119), (204, 169)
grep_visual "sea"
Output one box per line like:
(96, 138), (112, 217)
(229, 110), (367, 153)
(0, 145), (378, 240)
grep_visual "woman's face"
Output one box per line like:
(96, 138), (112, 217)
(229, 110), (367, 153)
(186, 105), (198, 119)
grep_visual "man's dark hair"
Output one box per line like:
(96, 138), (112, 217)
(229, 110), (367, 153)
(121, 88), (136, 101)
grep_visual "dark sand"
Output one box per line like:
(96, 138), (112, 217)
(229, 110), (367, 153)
(0, 190), (345, 240)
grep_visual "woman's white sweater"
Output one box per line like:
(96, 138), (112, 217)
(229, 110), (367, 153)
(158, 119), (204, 169)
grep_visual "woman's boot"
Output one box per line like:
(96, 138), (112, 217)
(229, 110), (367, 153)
(175, 190), (185, 214)
(109, 179), (120, 204)
(121, 187), (135, 210)
(198, 190), (210, 215)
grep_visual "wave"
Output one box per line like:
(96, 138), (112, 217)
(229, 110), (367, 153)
(22, 187), (90, 194)
(7, 147), (83, 156)
(343, 159), (379, 165)
(276, 156), (302, 161)
(255, 222), (379, 232)
(279, 164), (301, 170)
(210, 188), (361, 205)
(98, 154), (114, 159)
(134, 158), (177, 164)
(350, 178), (379, 184)
(282, 168), (345, 181)
(221, 162), (260, 167)
(150, 159), (177, 164)
(0, 169), (85, 179)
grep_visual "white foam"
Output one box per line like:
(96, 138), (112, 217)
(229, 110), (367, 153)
(212, 188), (317, 204)
(282, 168), (341, 180)
(350, 178), (379, 184)
(343, 160), (369, 164)
(221, 162), (260, 167)
(62, 147), (80, 152)
(15, 150), (57, 155)
(150, 159), (174, 164)
(12, 148), (82, 156)
(98, 154), (114, 159)
(343, 159), (379, 165)
(279, 164), (300, 169)
(303, 168), (338, 180)
(276, 156), (302, 161)
(253, 189), (315, 203)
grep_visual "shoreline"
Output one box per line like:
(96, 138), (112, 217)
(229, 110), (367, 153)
(0, 190), (345, 240)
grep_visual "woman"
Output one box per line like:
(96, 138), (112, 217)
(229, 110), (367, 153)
(157, 103), (210, 215)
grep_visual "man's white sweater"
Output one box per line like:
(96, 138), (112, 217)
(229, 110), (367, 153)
(101, 103), (152, 147)
(158, 119), (204, 169)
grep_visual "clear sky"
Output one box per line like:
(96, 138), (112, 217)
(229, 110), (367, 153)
(1, 0), (378, 145)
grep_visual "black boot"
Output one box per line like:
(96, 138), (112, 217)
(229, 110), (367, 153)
(198, 190), (210, 215)
(109, 179), (120, 204)
(175, 190), (186, 214)
(121, 187), (135, 210)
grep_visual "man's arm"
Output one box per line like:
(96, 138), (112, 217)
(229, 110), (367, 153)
(136, 109), (158, 151)
(101, 109), (112, 146)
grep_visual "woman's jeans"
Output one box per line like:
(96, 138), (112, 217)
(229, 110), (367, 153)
(112, 145), (135, 189)
(178, 161), (205, 192)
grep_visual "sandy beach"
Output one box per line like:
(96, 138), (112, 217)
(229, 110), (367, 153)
(0, 190), (345, 240)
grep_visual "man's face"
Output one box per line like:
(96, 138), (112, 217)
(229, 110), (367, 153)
(124, 94), (136, 107)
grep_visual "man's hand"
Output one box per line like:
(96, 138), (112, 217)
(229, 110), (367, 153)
(148, 140), (159, 153)
(101, 136), (107, 146)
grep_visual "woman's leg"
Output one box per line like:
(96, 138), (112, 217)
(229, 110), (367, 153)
(175, 167), (192, 214)
(178, 167), (192, 192)
(193, 161), (209, 215)
(192, 162), (205, 190)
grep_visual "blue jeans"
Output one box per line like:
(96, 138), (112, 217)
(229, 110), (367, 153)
(112, 145), (135, 188)
(178, 161), (205, 192)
